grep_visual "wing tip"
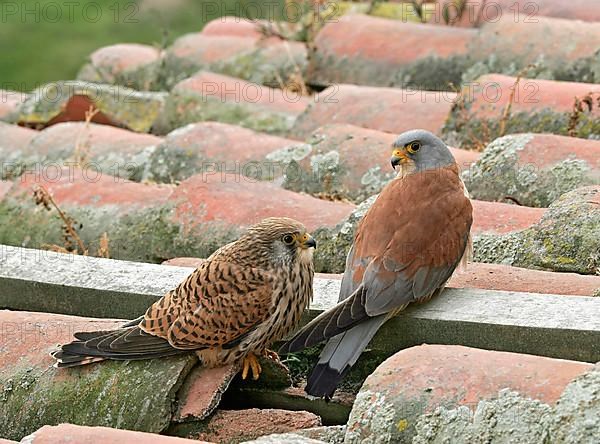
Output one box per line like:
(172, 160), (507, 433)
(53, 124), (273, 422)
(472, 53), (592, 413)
(50, 349), (106, 368)
(279, 330), (323, 355)
(278, 342), (291, 355)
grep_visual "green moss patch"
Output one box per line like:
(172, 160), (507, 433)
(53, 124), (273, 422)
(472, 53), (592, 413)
(14, 81), (166, 133)
(463, 134), (596, 207)
(0, 199), (241, 263)
(154, 90), (295, 136)
(0, 356), (196, 440)
(444, 106), (600, 150)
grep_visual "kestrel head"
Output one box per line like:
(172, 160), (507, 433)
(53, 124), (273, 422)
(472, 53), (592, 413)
(242, 217), (316, 267)
(390, 129), (455, 176)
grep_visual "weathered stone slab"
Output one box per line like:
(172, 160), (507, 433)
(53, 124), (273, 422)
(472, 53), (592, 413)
(468, 15), (600, 83)
(382, 289), (600, 362)
(280, 124), (478, 202)
(0, 90), (27, 122)
(171, 409), (320, 443)
(160, 27), (308, 90)
(144, 122), (298, 183)
(165, 259), (600, 297)
(23, 423), (209, 443)
(308, 14), (476, 90)
(447, 263), (600, 297)
(156, 71), (308, 136)
(0, 310), (196, 441)
(0, 245), (189, 318)
(0, 123), (37, 175)
(464, 133), (600, 207)
(222, 386), (353, 427)
(412, 362), (600, 443)
(427, 0), (600, 26)
(0, 167), (351, 263)
(292, 84), (456, 139)
(2, 122), (162, 181)
(11, 81), (167, 133)
(1, 246), (599, 363)
(344, 344), (592, 444)
(0, 167), (176, 263)
(308, 11), (600, 90)
(412, 389), (553, 444)
(474, 186), (600, 275)
(77, 44), (162, 91)
(168, 173), (354, 254)
(445, 75), (600, 148)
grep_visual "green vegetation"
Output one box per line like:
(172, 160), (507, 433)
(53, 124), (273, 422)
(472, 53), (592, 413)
(0, 0), (284, 91)
(0, 355), (197, 440)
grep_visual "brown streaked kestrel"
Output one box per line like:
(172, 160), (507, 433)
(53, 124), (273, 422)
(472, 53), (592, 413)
(280, 129), (473, 398)
(52, 217), (316, 380)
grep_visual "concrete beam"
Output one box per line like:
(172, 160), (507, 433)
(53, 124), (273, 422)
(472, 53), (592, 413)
(0, 245), (190, 319)
(1, 245), (598, 362)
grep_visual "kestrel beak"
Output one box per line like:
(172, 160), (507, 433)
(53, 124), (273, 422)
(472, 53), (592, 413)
(299, 233), (317, 249)
(391, 148), (410, 170)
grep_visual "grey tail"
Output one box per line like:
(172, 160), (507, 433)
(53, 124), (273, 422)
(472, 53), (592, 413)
(51, 326), (188, 368)
(305, 362), (352, 399)
(304, 316), (387, 398)
(279, 285), (369, 355)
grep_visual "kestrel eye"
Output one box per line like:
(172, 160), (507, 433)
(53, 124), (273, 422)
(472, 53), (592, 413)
(282, 234), (295, 245)
(407, 141), (421, 154)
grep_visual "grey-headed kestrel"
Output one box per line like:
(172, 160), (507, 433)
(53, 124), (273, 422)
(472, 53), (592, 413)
(52, 217), (316, 380)
(280, 129), (473, 398)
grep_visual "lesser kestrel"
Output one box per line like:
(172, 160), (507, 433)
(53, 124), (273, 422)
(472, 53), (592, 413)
(53, 217), (316, 380)
(280, 129), (473, 398)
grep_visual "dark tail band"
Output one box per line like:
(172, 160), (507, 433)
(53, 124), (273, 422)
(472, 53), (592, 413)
(305, 363), (352, 400)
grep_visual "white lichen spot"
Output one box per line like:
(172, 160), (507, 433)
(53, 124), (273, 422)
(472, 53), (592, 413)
(266, 143), (312, 163)
(339, 195), (377, 236)
(310, 150), (340, 174)
(165, 122), (197, 139)
(345, 390), (396, 444)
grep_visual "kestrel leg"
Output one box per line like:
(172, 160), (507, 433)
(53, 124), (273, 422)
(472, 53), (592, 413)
(264, 349), (289, 373)
(242, 352), (262, 380)
(263, 349), (281, 363)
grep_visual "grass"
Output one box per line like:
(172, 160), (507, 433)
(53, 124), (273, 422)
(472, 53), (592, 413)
(0, 0), (285, 91)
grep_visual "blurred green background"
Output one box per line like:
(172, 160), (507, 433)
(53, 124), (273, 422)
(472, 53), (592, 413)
(0, 0), (285, 91)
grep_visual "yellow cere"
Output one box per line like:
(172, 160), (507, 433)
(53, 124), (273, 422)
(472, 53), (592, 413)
(392, 149), (408, 159)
